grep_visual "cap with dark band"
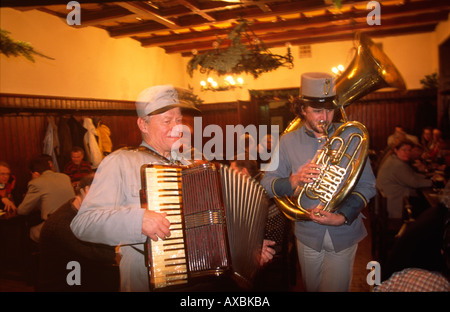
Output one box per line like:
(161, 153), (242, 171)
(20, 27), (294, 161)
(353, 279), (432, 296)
(136, 84), (200, 117)
(300, 72), (337, 110)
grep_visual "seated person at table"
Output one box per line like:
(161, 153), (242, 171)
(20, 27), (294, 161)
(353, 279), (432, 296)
(380, 181), (450, 282)
(0, 161), (18, 212)
(17, 155), (75, 243)
(387, 125), (418, 148)
(38, 173), (118, 292)
(428, 128), (447, 164)
(376, 140), (439, 228)
(420, 126), (433, 151)
(374, 182), (450, 291)
(63, 146), (93, 188)
(410, 143), (427, 173)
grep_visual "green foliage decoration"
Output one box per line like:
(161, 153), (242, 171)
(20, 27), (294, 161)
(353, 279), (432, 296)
(187, 20), (293, 79)
(420, 73), (439, 90)
(0, 28), (54, 62)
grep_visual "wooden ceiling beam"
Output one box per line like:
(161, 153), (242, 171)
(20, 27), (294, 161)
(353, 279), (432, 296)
(174, 0), (448, 26)
(83, 0), (449, 32)
(164, 10), (445, 55)
(76, 5), (135, 27)
(106, 0), (332, 38)
(177, 0), (216, 22)
(8, 0), (450, 56)
(177, 23), (437, 57)
(137, 6), (449, 48)
(286, 24), (438, 46)
(107, 0), (449, 41)
(118, 1), (179, 29)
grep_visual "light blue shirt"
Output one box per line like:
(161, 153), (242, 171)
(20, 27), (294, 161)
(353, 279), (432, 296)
(261, 123), (376, 252)
(71, 142), (189, 291)
(376, 153), (432, 218)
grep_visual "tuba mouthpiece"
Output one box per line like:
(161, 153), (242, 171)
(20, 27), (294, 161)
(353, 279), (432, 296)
(318, 120), (328, 137)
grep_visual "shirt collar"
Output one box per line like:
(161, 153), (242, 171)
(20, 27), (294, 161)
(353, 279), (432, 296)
(140, 141), (181, 165)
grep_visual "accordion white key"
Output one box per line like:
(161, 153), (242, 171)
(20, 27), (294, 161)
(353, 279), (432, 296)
(140, 162), (269, 290)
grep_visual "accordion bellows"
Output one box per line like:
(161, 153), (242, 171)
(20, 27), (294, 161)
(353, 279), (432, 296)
(140, 163), (270, 290)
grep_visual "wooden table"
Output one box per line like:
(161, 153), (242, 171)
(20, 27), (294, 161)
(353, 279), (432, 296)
(420, 187), (443, 209)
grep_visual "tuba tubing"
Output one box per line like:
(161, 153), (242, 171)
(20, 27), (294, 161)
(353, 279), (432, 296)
(275, 33), (405, 221)
(275, 121), (369, 221)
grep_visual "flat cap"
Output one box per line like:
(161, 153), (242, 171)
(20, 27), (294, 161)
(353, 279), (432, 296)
(136, 84), (199, 117)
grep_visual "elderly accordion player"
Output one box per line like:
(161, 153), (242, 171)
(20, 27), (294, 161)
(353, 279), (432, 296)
(140, 162), (270, 290)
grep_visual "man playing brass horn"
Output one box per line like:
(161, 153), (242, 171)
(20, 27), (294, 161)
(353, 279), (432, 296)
(261, 72), (376, 292)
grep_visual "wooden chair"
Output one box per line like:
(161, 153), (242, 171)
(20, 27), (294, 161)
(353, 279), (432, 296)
(370, 189), (397, 266)
(395, 196), (415, 238)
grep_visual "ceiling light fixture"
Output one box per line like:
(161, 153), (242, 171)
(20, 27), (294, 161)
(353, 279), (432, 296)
(332, 64), (345, 75)
(200, 75), (244, 91)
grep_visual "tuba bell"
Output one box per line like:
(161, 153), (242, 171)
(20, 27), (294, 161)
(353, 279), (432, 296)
(275, 33), (406, 221)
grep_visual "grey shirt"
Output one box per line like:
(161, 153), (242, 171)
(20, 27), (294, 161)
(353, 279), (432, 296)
(18, 170), (75, 242)
(71, 142), (188, 291)
(376, 153), (432, 219)
(260, 123), (376, 252)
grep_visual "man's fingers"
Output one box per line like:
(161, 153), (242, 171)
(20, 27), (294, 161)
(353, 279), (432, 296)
(142, 210), (171, 238)
(149, 234), (159, 242)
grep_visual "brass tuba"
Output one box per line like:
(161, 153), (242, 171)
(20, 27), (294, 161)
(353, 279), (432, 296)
(275, 33), (406, 221)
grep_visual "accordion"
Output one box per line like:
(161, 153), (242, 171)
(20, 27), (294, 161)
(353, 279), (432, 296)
(140, 162), (270, 290)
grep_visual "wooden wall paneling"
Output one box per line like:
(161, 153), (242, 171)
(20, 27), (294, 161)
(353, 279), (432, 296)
(197, 102), (239, 161)
(35, 116), (47, 158)
(377, 99), (390, 150)
(0, 93), (139, 200)
(0, 116), (11, 161)
(13, 116), (24, 164)
(0, 113), (144, 200)
(2, 115), (49, 200)
(18, 116), (31, 196)
(440, 94), (450, 138)
(20, 116), (30, 162)
(237, 100), (252, 126)
(334, 89), (437, 154)
(0, 90), (438, 198)
(101, 115), (141, 149)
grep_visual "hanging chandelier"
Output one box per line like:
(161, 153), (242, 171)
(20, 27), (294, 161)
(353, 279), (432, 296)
(200, 75), (244, 92)
(187, 19), (294, 80)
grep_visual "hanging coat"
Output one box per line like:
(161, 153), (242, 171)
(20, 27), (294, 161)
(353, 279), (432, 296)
(83, 118), (103, 169)
(43, 116), (60, 172)
(57, 116), (73, 170)
(67, 116), (86, 151)
(96, 120), (113, 157)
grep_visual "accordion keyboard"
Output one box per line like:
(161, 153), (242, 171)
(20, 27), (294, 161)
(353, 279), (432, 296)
(142, 165), (188, 289)
(141, 163), (268, 290)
